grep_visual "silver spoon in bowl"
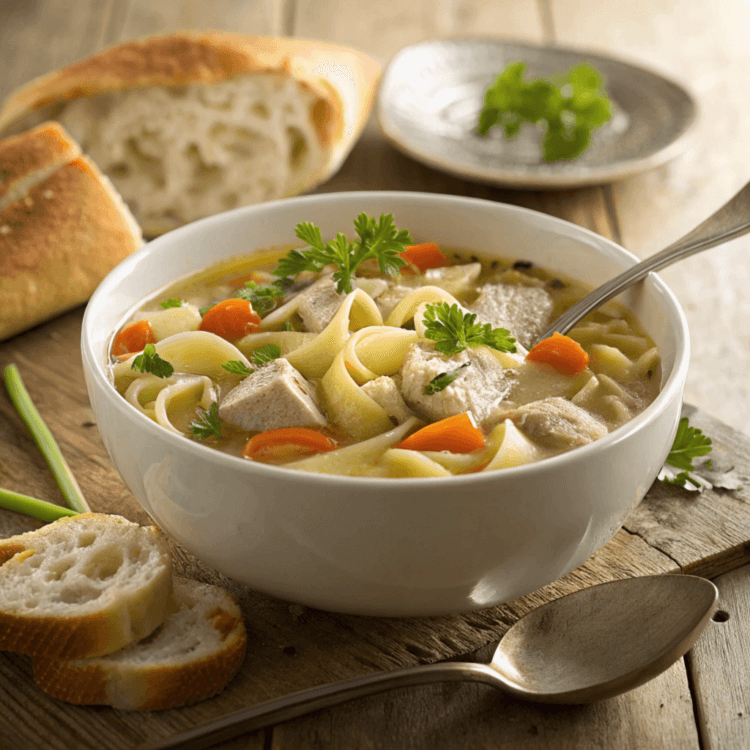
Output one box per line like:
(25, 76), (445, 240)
(141, 574), (718, 750)
(536, 180), (750, 342)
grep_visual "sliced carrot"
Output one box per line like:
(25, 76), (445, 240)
(526, 332), (589, 376)
(399, 243), (448, 272)
(199, 299), (261, 342)
(243, 428), (337, 464)
(396, 413), (484, 454)
(111, 320), (156, 357)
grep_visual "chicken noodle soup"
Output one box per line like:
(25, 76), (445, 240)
(109, 216), (660, 477)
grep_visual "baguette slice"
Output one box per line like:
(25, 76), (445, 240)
(0, 31), (381, 235)
(0, 513), (173, 660)
(0, 121), (80, 210)
(33, 577), (247, 710)
(0, 122), (143, 341)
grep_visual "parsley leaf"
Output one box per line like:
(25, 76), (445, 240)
(423, 303), (517, 355)
(272, 213), (412, 294)
(190, 402), (222, 439)
(159, 298), (183, 309)
(665, 417), (713, 472)
(221, 360), (253, 377)
(250, 344), (282, 366)
(235, 278), (291, 315)
(477, 61), (612, 161)
(424, 362), (471, 395)
(130, 344), (174, 378)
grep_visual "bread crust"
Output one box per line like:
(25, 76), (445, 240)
(0, 31), (380, 176)
(0, 122), (80, 206)
(0, 149), (142, 341)
(0, 514), (173, 660)
(33, 578), (247, 710)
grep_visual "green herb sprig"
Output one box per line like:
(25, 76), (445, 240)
(250, 344), (282, 367)
(221, 360), (254, 377)
(423, 302), (517, 355)
(159, 298), (184, 309)
(190, 402), (222, 439)
(424, 362), (471, 395)
(235, 278), (291, 314)
(477, 61), (612, 161)
(659, 417), (713, 487)
(273, 213), (412, 294)
(131, 344), (174, 378)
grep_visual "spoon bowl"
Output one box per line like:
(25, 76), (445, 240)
(142, 574), (718, 750)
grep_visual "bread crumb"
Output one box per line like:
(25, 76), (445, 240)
(0, 225), (10, 234)
(42, 190), (54, 199)
(24, 196), (33, 206)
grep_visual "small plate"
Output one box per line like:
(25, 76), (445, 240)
(377, 38), (699, 189)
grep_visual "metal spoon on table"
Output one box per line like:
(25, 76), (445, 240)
(536, 180), (750, 343)
(141, 574), (718, 750)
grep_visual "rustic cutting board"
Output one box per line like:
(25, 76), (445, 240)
(0, 308), (748, 750)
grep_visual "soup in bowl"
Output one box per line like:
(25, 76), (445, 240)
(81, 191), (689, 616)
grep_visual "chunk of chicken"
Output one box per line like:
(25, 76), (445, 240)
(500, 397), (608, 450)
(296, 276), (346, 332)
(469, 283), (554, 349)
(399, 342), (516, 426)
(361, 376), (413, 425)
(218, 358), (326, 432)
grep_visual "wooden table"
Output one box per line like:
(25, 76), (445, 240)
(2, 1), (750, 748)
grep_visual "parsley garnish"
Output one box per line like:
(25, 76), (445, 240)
(221, 360), (254, 377)
(477, 61), (612, 161)
(666, 417), (713, 471)
(190, 402), (222, 439)
(272, 213), (412, 294)
(130, 344), (174, 378)
(424, 362), (471, 395)
(423, 303), (517, 355)
(235, 278), (291, 314)
(159, 298), (183, 309)
(250, 344), (282, 366)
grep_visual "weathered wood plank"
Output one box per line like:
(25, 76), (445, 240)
(688, 565), (750, 750)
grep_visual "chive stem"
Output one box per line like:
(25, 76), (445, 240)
(0, 488), (79, 523)
(3, 364), (91, 514)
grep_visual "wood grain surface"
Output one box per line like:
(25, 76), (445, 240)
(1, 0), (750, 748)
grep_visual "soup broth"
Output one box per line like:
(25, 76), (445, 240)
(110, 242), (660, 477)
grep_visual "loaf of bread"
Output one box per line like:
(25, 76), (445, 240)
(33, 577), (247, 710)
(0, 31), (381, 236)
(0, 121), (143, 341)
(0, 513), (173, 660)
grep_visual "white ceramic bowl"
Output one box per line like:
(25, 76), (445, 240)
(81, 192), (689, 617)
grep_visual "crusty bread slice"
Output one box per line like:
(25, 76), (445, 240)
(0, 513), (173, 660)
(0, 122), (80, 210)
(0, 31), (380, 236)
(33, 577), (247, 710)
(0, 124), (143, 341)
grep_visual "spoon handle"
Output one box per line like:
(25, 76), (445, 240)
(138, 661), (497, 750)
(537, 180), (750, 341)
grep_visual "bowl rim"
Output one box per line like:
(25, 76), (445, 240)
(82, 190), (690, 487)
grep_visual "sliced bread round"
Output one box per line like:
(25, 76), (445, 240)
(33, 577), (247, 710)
(0, 513), (173, 659)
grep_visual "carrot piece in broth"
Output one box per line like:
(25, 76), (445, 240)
(199, 299), (261, 342)
(526, 332), (589, 376)
(396, 413), (484, 453)
(112, 320), (156, 357)
(399, 243), (448, 272)
(243, 428), (337, 463)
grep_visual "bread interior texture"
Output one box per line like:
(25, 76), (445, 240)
(19, 74), (326, 235)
